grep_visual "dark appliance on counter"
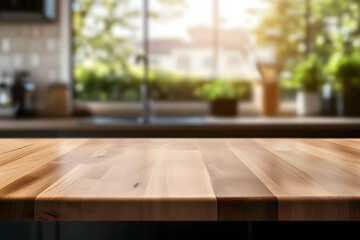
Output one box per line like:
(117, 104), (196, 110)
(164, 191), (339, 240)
(0, 73), (16, 117)
(321, 83), (338, 116)
(12, 71), (36, 117)
(0, 0), (57, 21)
(0, 74), (12, 106)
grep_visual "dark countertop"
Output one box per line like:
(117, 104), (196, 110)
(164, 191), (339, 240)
(1, 116), (360, 137)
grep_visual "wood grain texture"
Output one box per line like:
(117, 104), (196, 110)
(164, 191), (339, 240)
(0, 139), (360, 221)
(197, 139), (277, 221)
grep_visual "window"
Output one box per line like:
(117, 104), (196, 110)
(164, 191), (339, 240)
(203, 57), (213, 68)
(73, 0), (268, 102)
(227, 55), (240, 66)
(177, 56), (191, 70)
(73, 0), (143, 102)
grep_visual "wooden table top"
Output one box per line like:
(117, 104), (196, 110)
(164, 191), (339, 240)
(0, 138), (359, 221)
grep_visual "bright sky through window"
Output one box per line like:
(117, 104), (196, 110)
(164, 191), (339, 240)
(149, 0), (269, 41)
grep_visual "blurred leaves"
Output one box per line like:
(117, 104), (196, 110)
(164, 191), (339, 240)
(256, 0), (360, 93)
(328, 53), (360, 91)
(73, 0), (254, 102)
(195, 81), (249, 102)
(73, 0), (191, 101)
(75, 62), (252, 102)
(282, 54), (326, 92)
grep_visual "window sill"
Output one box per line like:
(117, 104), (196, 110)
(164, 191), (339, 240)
(75, 100), (297, 117)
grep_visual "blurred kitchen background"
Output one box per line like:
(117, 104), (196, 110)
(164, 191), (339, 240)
(1, 0), (360, 126)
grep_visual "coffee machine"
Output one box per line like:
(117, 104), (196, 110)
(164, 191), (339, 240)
(12, 71), (36, 117)
(0, 71), (36, 117)
(0, 72), (15, 117)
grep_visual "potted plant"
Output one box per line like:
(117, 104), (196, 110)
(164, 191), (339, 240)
(285, 54), (325, 116)
(330, 53), (360, 116)
(196, 81), (245, 117)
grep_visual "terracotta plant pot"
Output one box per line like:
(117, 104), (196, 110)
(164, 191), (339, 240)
(210, 99), (238, 117)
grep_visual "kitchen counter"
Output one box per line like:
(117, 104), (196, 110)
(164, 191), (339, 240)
(1, 117), (360, 137)
(1, 138), (359, 221)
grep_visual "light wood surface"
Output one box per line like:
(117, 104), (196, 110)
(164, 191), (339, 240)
(0, 139), (360, 221)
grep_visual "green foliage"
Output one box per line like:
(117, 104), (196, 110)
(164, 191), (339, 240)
(328, 53), (360, 91)
(255, 0), (360, 80)
(75, 63), (196, 101)
(147, 69), (203, 101)
(195, 81), (247, 102)
(73, 0), (139, 70)
(282, 54), (326, 92)
(253, 0), (308, 67)
(73, 0), (193, 102)
(75, 63), (253, 101)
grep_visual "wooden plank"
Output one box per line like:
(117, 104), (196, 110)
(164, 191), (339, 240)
(228, 139), (349, 220)
(143, 147), (217, 221)
(295, 139), (360, 178)
(0, 139), (40, 155)
(256, 139), (360, 196)
(0, 139), (119, 220)
(197, 139), (277, 220)
(229, 139), (360, 220)
(0, 139), (88, 190)
(228, 139), (335, 197)
(34, 140), (217, 221)
(79, 140), (165, 221)
(34, 139), (133, 220)
(279, 196), (349, 221)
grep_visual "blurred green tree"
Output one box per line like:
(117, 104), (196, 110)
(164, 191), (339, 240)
(73, 0), (185, 70)
(73, 0), (186, 101)
(254, 0), (360, 69)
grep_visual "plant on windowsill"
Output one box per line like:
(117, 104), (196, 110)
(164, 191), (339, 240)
(328, 53), (360, 116)
(282, 54), (326, 116)
(195, 80), (245, 117)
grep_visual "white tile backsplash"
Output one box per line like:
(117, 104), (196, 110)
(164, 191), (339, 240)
(13, 54), (23, 69)
(29, 54), (41, 68)
(17, 25), (31, 37)
(0, 55), (12, 70)
(42, 25), (60, 38)
(48, 69), (58, 82)
(41, 54), (59, 68)
(0, 26), (16, 38)
(31, 26), (42, 38)
(1, 38), (11, 53)
(0, 0), (69, 114)
(0, 26), (60, 72)
(28, 39), (45, 53)
(0, 24), (61, 113)
(11, 38), (26, 52)
(46, 39), (57, 52)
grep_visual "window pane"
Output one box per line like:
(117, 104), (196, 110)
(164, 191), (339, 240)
(148, 0), (213, 101)
(218, 0), (271, 81)
(73, 0), (143, 102)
